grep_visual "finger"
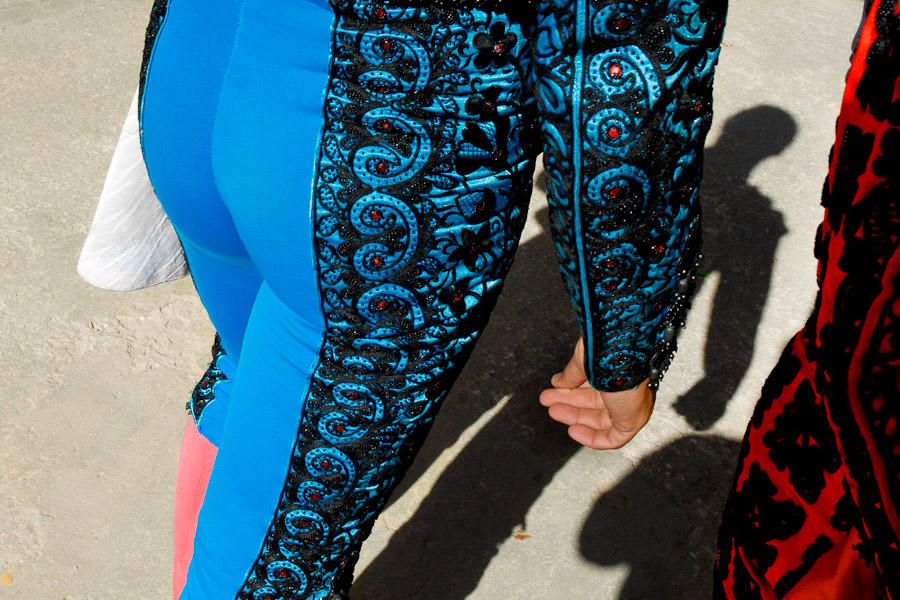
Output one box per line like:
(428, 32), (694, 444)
(551, 338), (587, 389)
(550, 355), (585, 389)
(568, 423), (634, 450)
(539, 386), (607, 411)
(546, 402), (612, 432)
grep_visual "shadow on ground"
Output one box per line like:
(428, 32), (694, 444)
(352, 105), (796, 600)
(580, 435), (742, 600)
(673, 105), (794, 429)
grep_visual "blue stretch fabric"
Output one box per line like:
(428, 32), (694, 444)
(139, 0), (726, 598)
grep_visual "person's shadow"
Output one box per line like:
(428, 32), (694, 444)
(673, 106), (794, 430)
(579, 435), (742, 600)
(352, 105), (797, 599)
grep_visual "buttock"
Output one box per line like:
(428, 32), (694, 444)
(141, 0), (541, 322)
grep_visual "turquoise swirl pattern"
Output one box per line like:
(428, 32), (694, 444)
(534, 0), (726, 390)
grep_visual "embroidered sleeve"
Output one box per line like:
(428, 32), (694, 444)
(532, 0), (727, 391)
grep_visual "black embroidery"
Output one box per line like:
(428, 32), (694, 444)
(187, 335), (227, 424)
(773, 535), (833, 598)
(762, 379), (841, 505)
(138, 0), (170, 120)
(728, 463), (806, 575)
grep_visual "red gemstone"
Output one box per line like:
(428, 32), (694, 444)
(375, 299), (388, 309)
(379, 120), (392, 131)
(373, 6), (386, 19)
(310, 492), (322, 501)
(602, 281), (617, 292)
(375, 161), (389, 174)
(615, 16), (630, 30)
(335, 424), (345, 433)
(608, 62), (623, 78)
(376, 84), (389, 94)
(492, 149), (502, 159)
(607, 126), (621, 140)
(371, 255), (385, 267)
(297, 520), (309, 527)
(370, 209), (383, 221)
(320, 459), (331, 469)
(607, 186), (621, 198)
(654, 244), (666, 254)
(277, 569), (289, 579)
(693, 99), (703, 111)
(603, 259), (617, 269)
(484, 101), (494, 111)
(493, 41), (505, 54)
(474, 201), (485, 212)
(453, 291), (464, 302)
(380, 39), (393, 51)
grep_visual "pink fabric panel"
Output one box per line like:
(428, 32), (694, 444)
(173, 420), (217, 599)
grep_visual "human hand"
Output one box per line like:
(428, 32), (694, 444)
(539, 338), (656, 450)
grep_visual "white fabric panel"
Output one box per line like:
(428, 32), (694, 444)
(78, 90), (188, 291)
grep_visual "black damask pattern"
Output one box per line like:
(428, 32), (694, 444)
(762, 378), (841, 505)
(773, 535), (833, 597)
(816, 2), (900, 589)
(727, 463), (806, 574)
(831, 488), (879, 567)
(856, 0), (900, 125)
(753, 342), (802, 429)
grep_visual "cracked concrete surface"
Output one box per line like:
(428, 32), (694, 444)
(0, 0), (865, 598)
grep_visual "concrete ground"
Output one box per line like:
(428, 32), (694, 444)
(0, 0), (866, 598)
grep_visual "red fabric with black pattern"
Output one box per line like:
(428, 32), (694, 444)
(715, 0), (900, 597)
